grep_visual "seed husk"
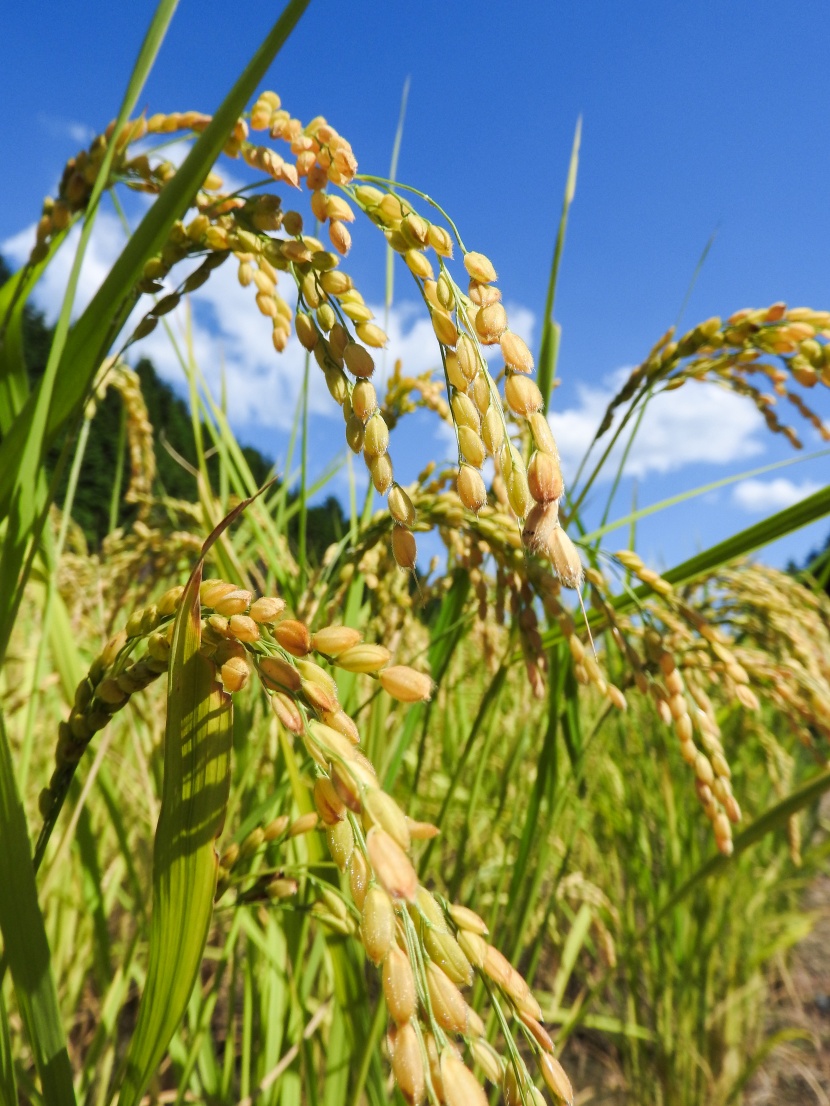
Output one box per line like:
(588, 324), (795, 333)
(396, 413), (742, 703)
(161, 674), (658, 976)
(547, 527), (584, 589)
(440, 1051), (489, 1106)
(364, 414), (390, 457)
(463, 251), (497, 284)
(362, 787), (411, 850)
(522, 501), (560, 552)
(369, 453), (394, 494)
(388, 484), (417, 527)
(432, 309), (459, 346)
(360, 885), (396, 964)
(311, 625), (362, 656)
(451, 391), (481, 431)
(344, 341), (375, 378)
(258, 655), (302, 693)
(379, 665), (434, 703)
(527, 450), (564, 503)
(336, 643), (391, 673)
(468, 279), (502, 305)
(352, 379), (377, 420)
(457, 464), (488, 512)
(326, 819), (354, 870)
(538, 1053), (574, 1104)
(505, 373), (544, 416)
(456, 333), (478, 381)
(458, 426), (486, 467)
(392, 527), (417, 570)
(426, 963), (471, 1035)
(391, 1021), (426, 1105)
(475, 302), (508, 344)
(249, 596), (287, 623)
(383, 946), (417, 1024)
(482, 407), (504, 454)
(366, 826), (419, 901)
(500, 330), (534, 372)
(274, 619), (312, 656)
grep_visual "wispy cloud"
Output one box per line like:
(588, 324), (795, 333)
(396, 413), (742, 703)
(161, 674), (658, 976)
(732, 476), (823, 513)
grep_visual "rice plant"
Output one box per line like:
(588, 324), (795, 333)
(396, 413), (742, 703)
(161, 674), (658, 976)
(1, 6), (829, 1106)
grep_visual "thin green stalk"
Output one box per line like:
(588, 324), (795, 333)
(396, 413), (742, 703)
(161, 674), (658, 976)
(537, 116), (580, 407)
(384, 77), (410, 334)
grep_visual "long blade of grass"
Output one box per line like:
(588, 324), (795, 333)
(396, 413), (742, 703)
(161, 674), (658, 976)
(536, 116), (580, 408)
(581, 446), (830, 546)
(117, 481), (271, 1105)
(0, 712), (76, 1106)
(0, 985), (15, 1106)
(118, 560), (233, 1106)
(549, 902), (593, 1011)
(0, 238), (67, 431)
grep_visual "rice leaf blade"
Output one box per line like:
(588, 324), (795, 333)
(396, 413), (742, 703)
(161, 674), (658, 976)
(0, 713), (76, 1106)
(537, 116), (580, 407)
(0, 979), (16, 1106)
(118, 564), (232, 1106)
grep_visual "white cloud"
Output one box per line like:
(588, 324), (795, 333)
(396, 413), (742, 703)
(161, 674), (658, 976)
(550, 369), (767, 483)
(732, 477), (823, 512)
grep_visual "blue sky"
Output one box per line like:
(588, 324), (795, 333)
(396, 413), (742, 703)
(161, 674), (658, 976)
(3, 0), (829, 570)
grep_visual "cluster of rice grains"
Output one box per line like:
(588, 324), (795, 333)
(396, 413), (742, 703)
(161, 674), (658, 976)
(596, 302), (830, 448)
(43, 579), (574, 1106)
(27, 90), (582, 589)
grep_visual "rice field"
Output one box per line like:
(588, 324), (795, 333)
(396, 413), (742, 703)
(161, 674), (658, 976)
(1, 6), (829, 1105)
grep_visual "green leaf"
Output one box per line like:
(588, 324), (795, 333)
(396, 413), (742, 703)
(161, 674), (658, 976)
(0, 978), (17, 1106)
(118, 564), (233, 1106)
(537, 116), (580, 408)
(548, 902), (593, 1012)
(0, 713), (76, 1106)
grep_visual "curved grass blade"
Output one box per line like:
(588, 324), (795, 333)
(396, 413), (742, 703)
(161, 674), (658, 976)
(0, 712), (75, 1106)
(118, 562), (232, 1106)
(118, 483), (272, 1106)
(0, 0), (179, 669)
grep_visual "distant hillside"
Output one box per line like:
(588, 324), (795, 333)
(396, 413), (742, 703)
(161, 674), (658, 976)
(1, 257), (346, 558)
